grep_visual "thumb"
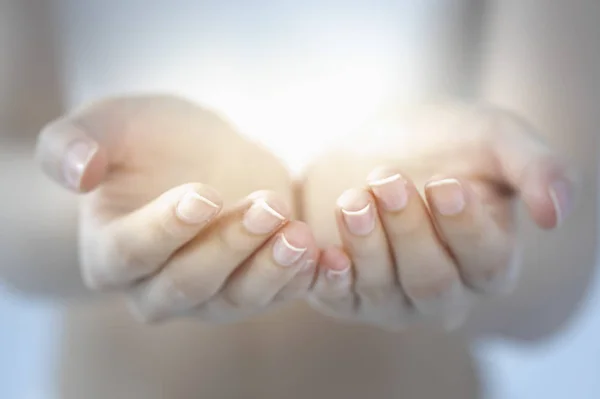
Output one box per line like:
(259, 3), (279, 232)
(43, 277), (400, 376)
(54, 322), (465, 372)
(489, 112), (579, 230)
(36, 117), (109, 193)
(35, 97), (141, 193)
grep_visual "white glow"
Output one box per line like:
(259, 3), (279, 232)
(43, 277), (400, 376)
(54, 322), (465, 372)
(60, 2), (440, 174)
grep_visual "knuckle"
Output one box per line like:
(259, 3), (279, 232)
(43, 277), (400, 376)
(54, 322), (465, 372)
(387, 211), (428, 236)
(216, 224), (259, 257)
(462, 235), (517, 289)
(161, 271), (207, 306)
(221, 290), (243, 309)
(308, 297), (354, 320)
(404, 269), (459, 301)
(353, 238), (388, 258)
(355, 282), (395, 304)
(224, 284), (271, 310)
(464, 255), (516, 292)
(104, 232), (151, 279)
(155, 208), (188, 242)
(242, 290), (271, 309)
(222, 290), (256, 309)
(255, 261), (290, 284)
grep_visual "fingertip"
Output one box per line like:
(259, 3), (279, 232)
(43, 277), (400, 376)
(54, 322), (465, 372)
(336, 188), (376, 237)
(547, 177), (577, 229)
(521, 163), (578, 230)
(174, 184), (223, 225)
(37, 119), (108, 193)
(272, 221), (314, 267)
(246, 190), (292, 219)
(320, 246), (352, 280)
(425, 177), (468, 217)
(367, 166), (410, 212)
(77, 143), (109, 193)
(242, 190), (291, 235)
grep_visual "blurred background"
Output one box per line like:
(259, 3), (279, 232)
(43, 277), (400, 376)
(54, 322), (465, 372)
(0, 0), (598, 398)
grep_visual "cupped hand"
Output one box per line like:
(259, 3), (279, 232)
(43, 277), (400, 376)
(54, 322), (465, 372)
(36, 95), (318, 323)
(303, 103), (578, 330)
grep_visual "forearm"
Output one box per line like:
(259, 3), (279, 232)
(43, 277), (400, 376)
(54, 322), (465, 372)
(0, 141), (88, 299)
(472, 0), (600, 340)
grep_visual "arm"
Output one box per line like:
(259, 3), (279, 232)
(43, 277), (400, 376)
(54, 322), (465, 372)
(0, 139), (86, 298)
(0, 97), (299, 306)
(469, 0), (599, 340)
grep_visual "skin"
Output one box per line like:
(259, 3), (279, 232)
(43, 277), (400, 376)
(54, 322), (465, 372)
(33, 97), (577, 332)
(33, 96), (487, 399)
(33, 95), (319, 323)
(0, 1), (597, 398)
(25, 96), (584, 399)
(303, 103), (579, 334)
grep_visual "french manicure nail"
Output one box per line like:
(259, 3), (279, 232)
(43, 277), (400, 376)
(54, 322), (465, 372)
(63, 139), (98, 189)
(326, 267), (350, 280)
(337, 189), (375, 236)
(273, 233), (307, 267)
(243, 198), (286, 235)
(427, 178), (466, 216)
(549, 179), (574, 227)
(176, 192), (220, 224)
(368, 172), (408, 211)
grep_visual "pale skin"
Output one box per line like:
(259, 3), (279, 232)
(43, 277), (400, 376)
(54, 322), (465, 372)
(304, 103), (579, 333)
(34, 95), (318, 323)
(32, 96), (576, 332)
(1, 1), (598, 398)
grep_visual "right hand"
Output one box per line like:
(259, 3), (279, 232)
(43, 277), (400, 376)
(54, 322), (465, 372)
(36, 95), (319, 323)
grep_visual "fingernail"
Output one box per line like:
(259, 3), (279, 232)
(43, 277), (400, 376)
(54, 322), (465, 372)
(368, 171), (408, 211)
(273, 233), (307, 267)
(549, 179), (574, 227)
(427, 178), (466, 216)
(176, 192), (220, 224)
(243, 198), (286, 235)
(337, 189), (376, 236)
(63, 139), (98, 189)
(326, 266), (350, 281)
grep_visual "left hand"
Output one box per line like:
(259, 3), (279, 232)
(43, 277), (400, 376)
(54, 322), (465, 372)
(302, 103), (578, 330)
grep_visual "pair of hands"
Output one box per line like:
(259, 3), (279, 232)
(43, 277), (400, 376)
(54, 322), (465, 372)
(36, 96), (575, 331)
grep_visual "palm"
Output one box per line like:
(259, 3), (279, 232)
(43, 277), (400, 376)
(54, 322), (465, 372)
(80, 97), (290, 222)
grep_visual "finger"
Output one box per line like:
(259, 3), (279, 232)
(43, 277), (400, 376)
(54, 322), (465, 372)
(367, 167), (469, 321)
(36, 117), (109, 192)
(81, 183), (223, 290)
(198, 221), (318, 322)
(425, 177), (518, 294)
(274, 253), (318, 301)
(309, 246), (355, 318)
(35, 97), (139, 192)
(335, 188), (397, 304)
(484, 110), (578, 229)
(128, 190), (290, 322)
(35, 95), (210, 192)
